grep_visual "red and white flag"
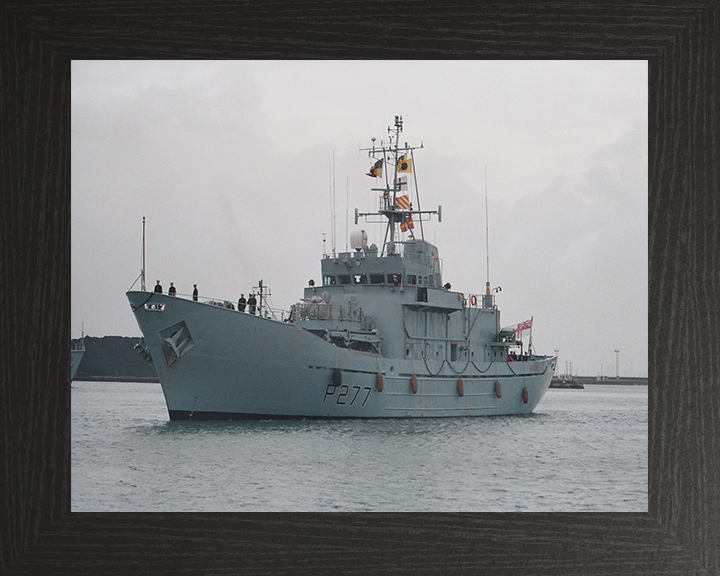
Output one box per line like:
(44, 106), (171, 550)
(516, 318), (533, 333)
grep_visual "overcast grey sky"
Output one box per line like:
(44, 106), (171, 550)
(71, 60), (647, 377)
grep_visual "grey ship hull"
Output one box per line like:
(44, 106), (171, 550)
(71, 348), (85, 380)
(127, 291), (554, 420)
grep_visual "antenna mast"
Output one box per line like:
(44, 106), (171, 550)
(485, 167), (490, 288)
(483, 167), (493, 308)
(329, 154), (336, 257)
(356, 115), (438, 256)
(333, 151), (337, 256)
(141, 216), (146, 291)
(255, 279), (271, 317)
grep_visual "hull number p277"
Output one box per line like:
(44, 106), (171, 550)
(323, 384), (372, 407)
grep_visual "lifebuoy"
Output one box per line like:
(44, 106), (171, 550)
(411, 373), (418, 394)
(522, 386), (529, 404)
(470, 294), (477, 307)
(495, 381), (502, 399)
(376, 370), (384, 393)
(457, 377), (464, 397)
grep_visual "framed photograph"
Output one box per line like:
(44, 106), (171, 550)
(2, 2), (716, 574)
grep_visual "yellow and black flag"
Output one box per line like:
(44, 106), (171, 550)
(366, 159), (383, 178)
(397, 154), (412, 173)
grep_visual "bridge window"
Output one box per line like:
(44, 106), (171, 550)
(387, 273), (401, 285)
(337, 274), (351, 284)
(323, 275), (336, 286)
(353, 274), (367, 284)
(370, 273), (385, 284)
(407, 274), (417, 285)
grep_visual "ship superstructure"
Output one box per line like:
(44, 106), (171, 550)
(127, 116), (556, 419)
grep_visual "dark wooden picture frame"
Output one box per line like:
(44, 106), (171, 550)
(2, 2), (717, 574)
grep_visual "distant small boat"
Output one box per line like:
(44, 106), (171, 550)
(549, 376), (584, 389)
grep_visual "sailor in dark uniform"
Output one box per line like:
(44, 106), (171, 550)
(193, 284), (199, 301)
(238, 294), (247, 312)
(168, 282), (176, 297)
(154, 280), (162, 293)
(247, 293), (257, 315)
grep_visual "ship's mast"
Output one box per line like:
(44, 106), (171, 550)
(356, 115), (439, 256)
(141, 216), (146, 291)
(389, 115), (402, 247)
(255, 279), (271, 317)
(484, 167), (491, 306)
(482, 167), (498, 309)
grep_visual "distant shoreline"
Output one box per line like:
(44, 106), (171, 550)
(552, 376), (648, 387)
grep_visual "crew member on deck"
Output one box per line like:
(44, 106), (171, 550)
(154, 280), (162, 294)
(168, 282), (176, 297)
(193, 284), (198, 301)
(238, 294), (247, 312)
(247, 293), (257, 315)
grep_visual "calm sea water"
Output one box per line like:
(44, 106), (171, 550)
(72, 382), (647, 512)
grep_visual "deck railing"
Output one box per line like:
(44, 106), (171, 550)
(135, 290), (294, 322)
(295, 302), (364, 323)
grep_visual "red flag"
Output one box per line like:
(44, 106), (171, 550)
(516, 319), (533, 333)
(396, 195), (413, 232)
(400, 214), (414, 232)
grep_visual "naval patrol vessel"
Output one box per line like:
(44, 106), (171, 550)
(127, 116), (556, 420)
